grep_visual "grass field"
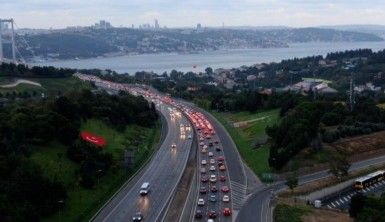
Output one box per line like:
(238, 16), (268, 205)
(31, 119), (161, 222)
(210, 109), (280, 179)
(0, 76), (91, 96)
(274, 204), (312, 222)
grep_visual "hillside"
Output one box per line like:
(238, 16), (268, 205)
(11, 27), (384, 60)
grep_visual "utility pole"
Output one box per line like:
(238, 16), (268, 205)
(349, 73), (355, 112)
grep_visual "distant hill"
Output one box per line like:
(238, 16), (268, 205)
(10, 27), (384, 61)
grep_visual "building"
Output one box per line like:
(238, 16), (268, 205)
(155, 19), (160, 29)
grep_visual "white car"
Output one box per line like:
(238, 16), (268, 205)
(199, 137), (204, 141)
(223, 195), (230, 202)
(197, 198), (205, 206)
(210, 159), (215, 164)
(208, 152), (213, 157)
(188, 134), (192, 139)
(210, 174), (217, 183)
(209, 165), (216, 171)
(201, 160), (207, 165)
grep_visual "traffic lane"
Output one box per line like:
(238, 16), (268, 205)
(236, 186), (271, 222)
(195, 107), (246, 186)
(98, 106), (180, 221)
(94, 105), (191, 222)
(194, 133), (233, 222)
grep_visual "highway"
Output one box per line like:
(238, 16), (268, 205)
(237, 154), (385, 222)
(92, 103), (193, 222)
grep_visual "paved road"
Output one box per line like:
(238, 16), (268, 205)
(237, 154), (385, 222)
(190, 106), (249, 213)
(93, 104), (193, 222)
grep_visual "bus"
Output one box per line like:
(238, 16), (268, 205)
(354, 170), (385, 191)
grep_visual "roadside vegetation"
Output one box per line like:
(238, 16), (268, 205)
(211, 109), (280, 178)
(274, 204), (311, 222)
(33, 120), (160, 222)
(0, 64), (160, 222)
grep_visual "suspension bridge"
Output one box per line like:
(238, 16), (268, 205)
(0, 18), (30, 64)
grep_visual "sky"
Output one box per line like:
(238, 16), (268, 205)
(1, 0), (385, 29)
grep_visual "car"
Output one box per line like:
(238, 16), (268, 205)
(215, 146), (221, 152)
(208, 210), (217, 219)
(199, 137), (204, 141)
(217, 156), (224, 162)
(214, 140), (219, 144)
(203, 145), (208, 149)
(207, 219), (214, 222)
(208, 152), (214, 157)
(221, 186), (230, 193)
(200, 167), (206, 174)
(220, 175), (226, 182)
(223, 195), (230, 202)
(211, 131), (215, 135)
(201, 148), (207, 153)
(209, 165), (216, 171)
(197, 198), (205, 206)
(201, 159), (207, 165)
(211, 186), (218, 192)
(209, 174), (217, 183)
(219, 165), (226, 171)
(206, 135), (211, 139)
(209, 142), (213, 147)
(200, 187), (207, 194)
(201, 176), (208, 183)
(199, 142), (205, 146)
(132, 212), (143, 221)
(210, 159), (215, 164)
(223, 208), (232, 216)
(195, 210), (203, 219)
(209, 194), (217, 202)
(171, 143), (176, 149)
(188, 134), (192, 139)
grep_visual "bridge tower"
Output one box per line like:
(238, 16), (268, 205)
(0, 18), (16, 63)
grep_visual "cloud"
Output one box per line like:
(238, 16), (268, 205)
(0, 0), (384, 28)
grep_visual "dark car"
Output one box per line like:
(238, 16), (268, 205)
(209, 194), (217, 202)
(200, 187), (207, 194)
(221, 186), (230, 193)
(208, 210), (217, 219)
(201, 176), (208, 183)
(220, 175), (226, 182)
(211, 186), (217, 193)
(195, 210), (203, 219)
(132, 212), (143, 221)
(214, 140), (219, 144)
(215, 146), (221, 152)
(209, 142), (213, 147)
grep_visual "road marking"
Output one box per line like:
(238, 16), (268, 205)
(327, 204), (332, 208)
(331, 203), (336, 207)
(343, 197), (349, 202)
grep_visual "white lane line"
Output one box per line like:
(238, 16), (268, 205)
(343, 197), (349, 202)
(331, 202), (336, 207)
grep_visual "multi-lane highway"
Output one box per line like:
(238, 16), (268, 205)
(93, 103), (193, 222)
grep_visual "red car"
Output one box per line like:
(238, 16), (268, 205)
(217, 156), (224, 162)
(208, 210), (217, 219)
(223, 208), (231, 216)
(220, 176), (226, 182)
(221, 186), (230, 193)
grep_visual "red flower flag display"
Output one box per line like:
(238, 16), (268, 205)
(80, 131), (106, 147)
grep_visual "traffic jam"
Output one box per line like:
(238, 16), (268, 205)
(120, 86), (232, 221)
(186, 110), (232, 221)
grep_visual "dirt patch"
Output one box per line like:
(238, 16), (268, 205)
(302, 208), (353, 222)
(279, 131), (385, 176)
